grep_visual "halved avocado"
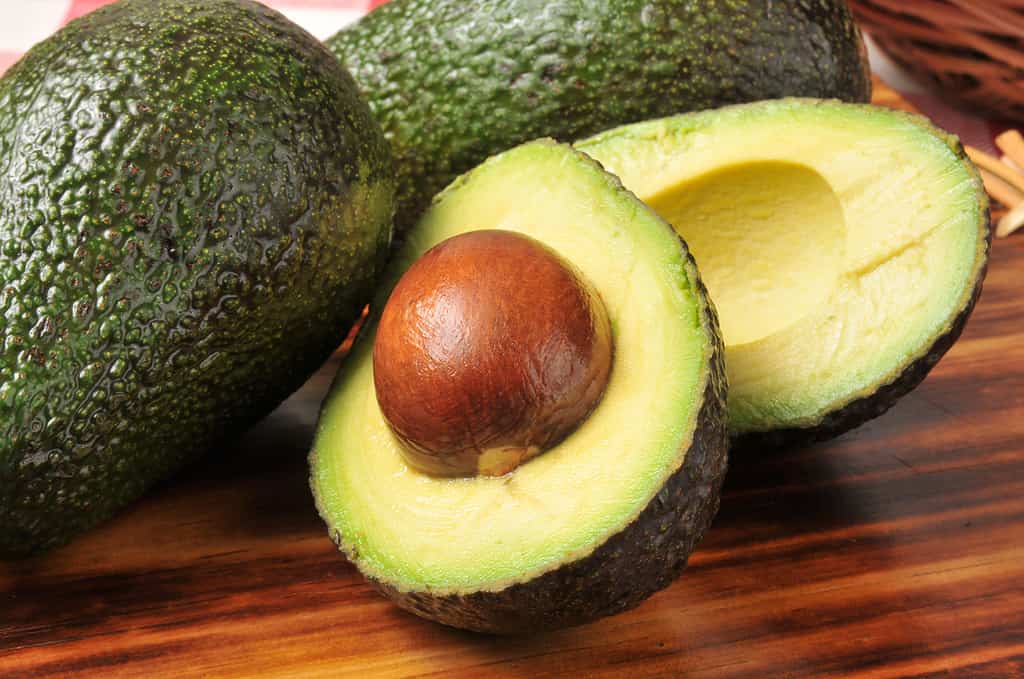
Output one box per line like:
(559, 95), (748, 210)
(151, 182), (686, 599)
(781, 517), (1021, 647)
(578, 100), (990, 447)
(310, 140), (728, 634)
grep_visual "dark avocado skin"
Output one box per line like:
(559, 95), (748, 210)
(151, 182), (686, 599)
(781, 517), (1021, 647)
(327, 0), (871, 234)
(0, 0), (394, 556)
(735, 136), (991, 453)
(364, 255), (729, 635)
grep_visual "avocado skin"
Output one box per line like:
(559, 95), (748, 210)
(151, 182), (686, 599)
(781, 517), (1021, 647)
(734, 136), (990, 453)
(0, 0), (394, 556)
(360, 256), (729, 635)
(327, 0), (871, 234)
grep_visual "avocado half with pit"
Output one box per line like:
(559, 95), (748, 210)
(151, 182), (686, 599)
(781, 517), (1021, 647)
(578, 99), (990, 448)
(310, 140), (728, 634)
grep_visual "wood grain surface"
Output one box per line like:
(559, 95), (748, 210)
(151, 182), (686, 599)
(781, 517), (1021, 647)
(2, 83), (1023, 678)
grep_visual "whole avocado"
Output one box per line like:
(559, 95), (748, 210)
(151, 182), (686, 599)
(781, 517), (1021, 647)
(327, 0), (871, 232)
(0, 0), (394, 556)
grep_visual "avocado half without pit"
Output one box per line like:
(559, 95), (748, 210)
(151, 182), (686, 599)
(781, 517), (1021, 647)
(311, 140), (729, 634)
(579, 99), (990, 448)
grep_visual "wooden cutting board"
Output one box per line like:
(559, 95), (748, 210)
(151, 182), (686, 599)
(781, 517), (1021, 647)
(2, 81), (1023, 678)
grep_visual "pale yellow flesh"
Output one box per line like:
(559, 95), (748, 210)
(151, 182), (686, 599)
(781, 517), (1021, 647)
(648, 161), (846, 346)
(579, 101), (986, 435)
(312, 141), (711, 592)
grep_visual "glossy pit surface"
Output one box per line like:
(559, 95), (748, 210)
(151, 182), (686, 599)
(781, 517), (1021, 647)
(373, 229), (613, 477)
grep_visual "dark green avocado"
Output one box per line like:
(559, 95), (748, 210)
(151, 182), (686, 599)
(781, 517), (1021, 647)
(0, 0), (395, 556)
(327, 0), (871, 233)
(310, 140), (729, 634)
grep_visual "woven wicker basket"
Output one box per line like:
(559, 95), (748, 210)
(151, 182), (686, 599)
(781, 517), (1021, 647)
(850, 0), (1024, 122)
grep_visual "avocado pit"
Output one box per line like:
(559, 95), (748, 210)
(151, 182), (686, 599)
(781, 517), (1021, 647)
(372, 229), (613, 477)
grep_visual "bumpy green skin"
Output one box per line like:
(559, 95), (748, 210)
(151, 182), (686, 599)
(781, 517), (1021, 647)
(735, 132), (990, 453)
(0, 0), (394, 556)
(328, 0), (870, 233)
(364, 250), (729, 635)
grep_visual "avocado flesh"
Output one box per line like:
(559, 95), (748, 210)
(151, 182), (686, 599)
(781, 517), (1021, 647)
(578, 99), (989, 442)
(0, 0), (395, 556)
(328, 0), (870, 234)
(311, 141), (728, 632)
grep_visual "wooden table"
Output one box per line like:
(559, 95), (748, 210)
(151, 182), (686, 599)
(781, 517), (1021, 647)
(3, 87), (1024, 678)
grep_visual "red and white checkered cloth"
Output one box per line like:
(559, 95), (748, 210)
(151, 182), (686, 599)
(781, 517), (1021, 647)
(0, 0), (1001, 153)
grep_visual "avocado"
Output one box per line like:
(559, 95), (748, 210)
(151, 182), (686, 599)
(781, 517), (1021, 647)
(577, 99), (990, 448)
(327, 0), (871, 234)
(310, 140), (729, 634)
(0, 0), (395, 556)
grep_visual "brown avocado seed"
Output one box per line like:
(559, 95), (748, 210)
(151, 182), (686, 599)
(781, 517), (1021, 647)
(373, 229), (614, 477)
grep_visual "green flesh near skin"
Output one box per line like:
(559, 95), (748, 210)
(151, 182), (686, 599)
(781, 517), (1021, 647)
(578, 99), (989, 441)
(311, 141), (725, 597)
